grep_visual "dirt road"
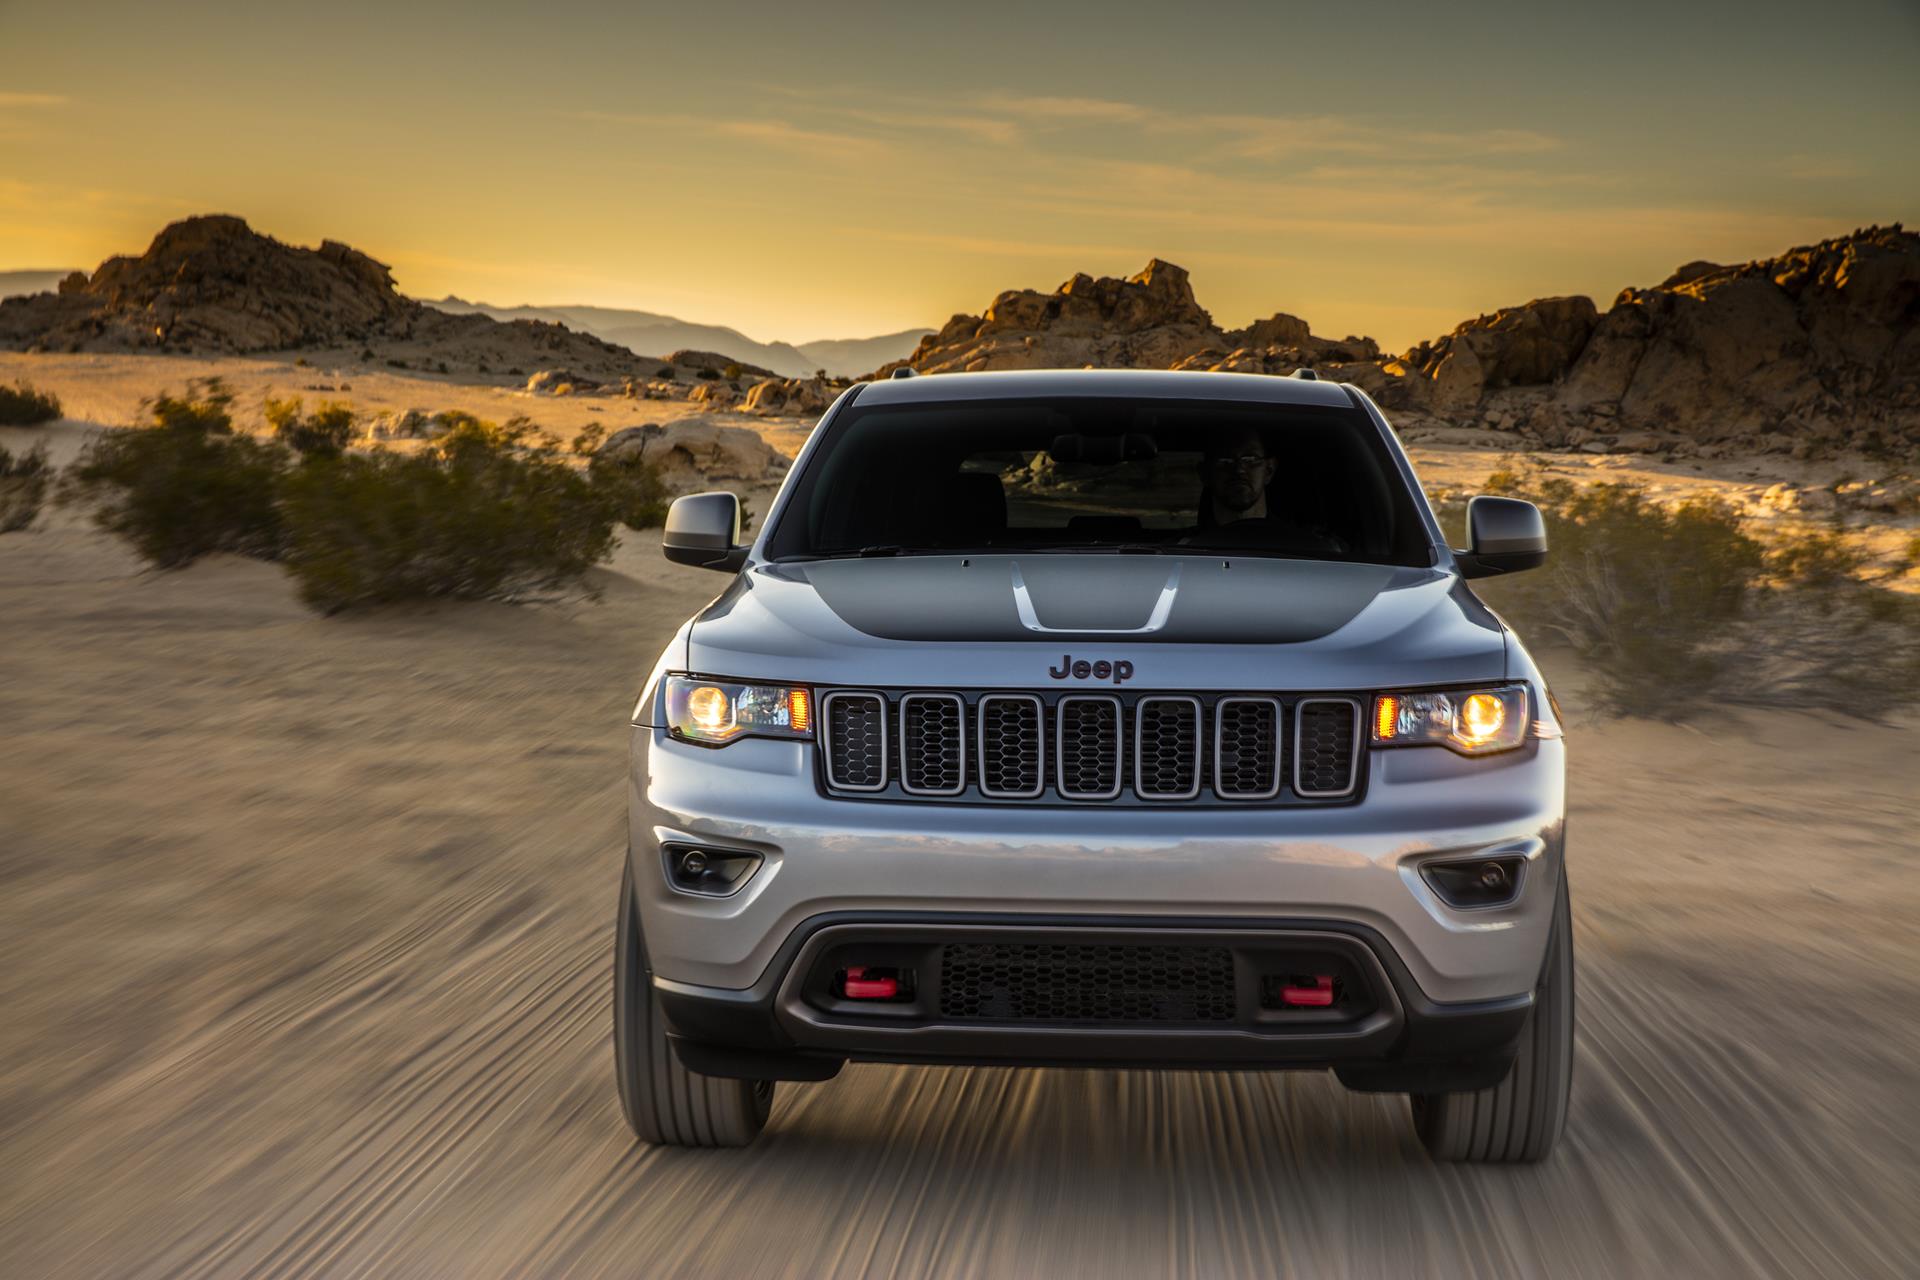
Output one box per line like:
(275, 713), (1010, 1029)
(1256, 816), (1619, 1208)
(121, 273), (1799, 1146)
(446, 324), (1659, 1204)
(2, 469), (1916, 1278)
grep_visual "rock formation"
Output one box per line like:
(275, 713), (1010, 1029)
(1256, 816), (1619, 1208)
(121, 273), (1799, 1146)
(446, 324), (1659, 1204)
(0, 215), (668, 380)
(594, 417), (788, 488)
(876, 227), (1919, 458)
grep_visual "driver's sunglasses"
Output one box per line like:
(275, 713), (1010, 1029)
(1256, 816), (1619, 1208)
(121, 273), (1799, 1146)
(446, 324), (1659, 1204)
(1207, 454), (1270, 473)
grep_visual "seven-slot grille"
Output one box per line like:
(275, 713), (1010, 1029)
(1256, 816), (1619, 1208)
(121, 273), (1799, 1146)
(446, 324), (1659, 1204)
(822, 689), (1362, 804)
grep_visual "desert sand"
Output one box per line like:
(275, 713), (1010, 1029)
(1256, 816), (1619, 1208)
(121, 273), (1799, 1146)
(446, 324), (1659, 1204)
(1, 358), (1917, 1278)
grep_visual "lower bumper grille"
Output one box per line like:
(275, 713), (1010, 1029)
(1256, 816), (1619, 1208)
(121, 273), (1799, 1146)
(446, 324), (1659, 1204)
(937, 942), (1237, 1023)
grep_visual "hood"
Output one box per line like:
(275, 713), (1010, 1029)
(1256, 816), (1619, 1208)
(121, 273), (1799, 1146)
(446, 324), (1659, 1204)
(684, 554), (1505, 691)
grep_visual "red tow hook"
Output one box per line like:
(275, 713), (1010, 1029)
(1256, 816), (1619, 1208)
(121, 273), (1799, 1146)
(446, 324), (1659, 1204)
(1280, 975), (1335, 1008)
(841, 966), (899, 1000)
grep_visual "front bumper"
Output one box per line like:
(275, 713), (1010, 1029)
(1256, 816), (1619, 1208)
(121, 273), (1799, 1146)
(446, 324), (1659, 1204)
(629, 724), (1564, 1077)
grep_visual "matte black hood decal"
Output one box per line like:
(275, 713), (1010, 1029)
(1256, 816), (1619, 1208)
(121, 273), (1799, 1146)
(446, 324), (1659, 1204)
(796, 555), (1399, 644)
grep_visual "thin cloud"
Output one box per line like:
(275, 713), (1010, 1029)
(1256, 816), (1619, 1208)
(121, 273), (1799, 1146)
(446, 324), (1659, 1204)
(974, 93), (1154, 124)
(0, 92), (68, 108)
(568, 110), (891, 162)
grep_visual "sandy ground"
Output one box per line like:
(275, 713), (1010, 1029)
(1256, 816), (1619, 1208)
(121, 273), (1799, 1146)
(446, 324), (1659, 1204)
(2, 360), (1918, 1277)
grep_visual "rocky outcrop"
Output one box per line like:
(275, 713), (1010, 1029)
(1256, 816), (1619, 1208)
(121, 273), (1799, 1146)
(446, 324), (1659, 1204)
(0, 215), (668, 380)
(594, 417), (788, 488)
(666, 349), (775, 378)
(1398, 296), (1599, 411)
(876, 227), (1919, 458)
(740, 376), (835, 416)
(880, 259), (1224, 375)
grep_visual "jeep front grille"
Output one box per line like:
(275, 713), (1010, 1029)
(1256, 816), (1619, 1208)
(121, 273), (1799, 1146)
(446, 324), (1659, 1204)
(820, 688), (1363, 805)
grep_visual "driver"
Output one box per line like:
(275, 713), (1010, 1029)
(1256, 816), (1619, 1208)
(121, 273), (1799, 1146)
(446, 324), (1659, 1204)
(1195, 427), (1347, 554)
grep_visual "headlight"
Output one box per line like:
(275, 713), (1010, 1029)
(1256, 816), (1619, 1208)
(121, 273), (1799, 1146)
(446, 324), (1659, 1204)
(663, 675), (813, 746)
(1371, 685), (1531, 756)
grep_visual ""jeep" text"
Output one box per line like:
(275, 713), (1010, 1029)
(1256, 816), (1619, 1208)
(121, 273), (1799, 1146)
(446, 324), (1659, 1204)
(1047, 654), (1134, 684)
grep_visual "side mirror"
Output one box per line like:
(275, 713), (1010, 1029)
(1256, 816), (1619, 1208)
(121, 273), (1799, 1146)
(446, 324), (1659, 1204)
(1456, 496), (1547, 579)
(662, 491), (748, 572)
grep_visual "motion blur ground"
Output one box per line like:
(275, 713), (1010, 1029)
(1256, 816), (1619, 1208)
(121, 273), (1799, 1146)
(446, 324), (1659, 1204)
(0, 428), (1915, 1276)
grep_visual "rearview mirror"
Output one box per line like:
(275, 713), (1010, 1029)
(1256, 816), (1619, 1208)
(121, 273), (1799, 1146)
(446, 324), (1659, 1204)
(1456, 496), (1547, 579)
(662, 491), (747, 572)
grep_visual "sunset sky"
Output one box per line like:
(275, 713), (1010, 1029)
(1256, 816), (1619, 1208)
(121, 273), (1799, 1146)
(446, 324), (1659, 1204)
(2, 0), (1916, 349)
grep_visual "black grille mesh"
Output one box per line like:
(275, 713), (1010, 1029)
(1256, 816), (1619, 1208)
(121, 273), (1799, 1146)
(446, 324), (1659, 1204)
(1215, 699), (1281, 798)
(939, 943), (1236, 1023)
(900, 695), (964, 793)
(824, 693), (886, 790)
(1295, 700), (1359, 796)
(1135, 698), (1200, 797)
(1056, 698), (1120, 797)
(978, 696), (1042, 796)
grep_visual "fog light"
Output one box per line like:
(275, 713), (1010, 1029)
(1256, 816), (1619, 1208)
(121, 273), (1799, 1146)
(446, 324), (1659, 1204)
(661, 843), (762, 896)
(1421, 854), (1526, 908)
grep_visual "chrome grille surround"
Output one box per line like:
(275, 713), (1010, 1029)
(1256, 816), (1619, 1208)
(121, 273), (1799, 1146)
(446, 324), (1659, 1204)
(1055, 695), (1123, 800)
(976, 693), (1045, 799)
(1133, 695), (1203, 800)
(820, 690), (888, 792)
(1293, 697), (1364, 799)
(1213, 696), (1283, 800)
(898, 692), (966, 795)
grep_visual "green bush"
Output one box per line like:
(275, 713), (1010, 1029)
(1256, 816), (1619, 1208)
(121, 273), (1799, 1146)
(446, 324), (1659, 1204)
(0, 380), (62, 426)
(0, 445), (53, 531)
(61, 381), (291, 567)
(264, 396), (355, 458)
(1452, 466), (1920, 719)
(278, 416), (618, 612)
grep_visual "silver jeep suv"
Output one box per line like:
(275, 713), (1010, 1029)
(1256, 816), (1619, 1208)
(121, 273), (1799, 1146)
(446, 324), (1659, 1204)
(616, 369), (1571, 1162)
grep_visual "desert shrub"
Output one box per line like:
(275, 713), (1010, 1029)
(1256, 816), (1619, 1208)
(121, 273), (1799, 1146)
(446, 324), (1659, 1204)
(264, 396), (355, 458)
(696, 367), (720, 381)
(722, 362), (744, 381)
(61, 380), (290, 567)
(0, 445), (53, 531)
(278, 416), (617, 611)
(1452, 467), (1920, 719)
(655, 366), (675, 380)
(0, 380), (62, 426)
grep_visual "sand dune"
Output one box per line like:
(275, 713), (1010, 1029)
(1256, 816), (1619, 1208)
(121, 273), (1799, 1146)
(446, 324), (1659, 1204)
(0, 424), (1915, 1276)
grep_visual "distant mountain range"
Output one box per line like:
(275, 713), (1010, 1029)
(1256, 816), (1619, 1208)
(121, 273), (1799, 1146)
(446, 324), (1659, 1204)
(427, 297), (927, 379)
(0, 270), (73, 300)
(0, 267), (928, 379)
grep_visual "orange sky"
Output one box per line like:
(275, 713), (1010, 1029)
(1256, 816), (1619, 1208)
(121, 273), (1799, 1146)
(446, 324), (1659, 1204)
(2, 1), (1916, 349)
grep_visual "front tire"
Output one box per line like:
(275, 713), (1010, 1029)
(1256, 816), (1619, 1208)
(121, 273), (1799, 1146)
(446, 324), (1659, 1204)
(1410, 870), (1574, 1163)
(614, 862), (773, 1147)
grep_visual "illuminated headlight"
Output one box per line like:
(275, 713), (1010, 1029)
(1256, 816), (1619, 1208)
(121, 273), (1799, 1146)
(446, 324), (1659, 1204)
(1371, 685), (1532, 756)
(664, 675), (813, 746)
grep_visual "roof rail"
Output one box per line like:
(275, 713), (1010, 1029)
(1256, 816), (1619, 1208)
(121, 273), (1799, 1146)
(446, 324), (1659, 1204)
(890, 366), (919, 379)
(1290, 367), (1319, 380)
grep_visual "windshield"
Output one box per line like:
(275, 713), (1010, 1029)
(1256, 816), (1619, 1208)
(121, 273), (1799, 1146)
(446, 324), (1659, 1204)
(764, 396), (1434, 566)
